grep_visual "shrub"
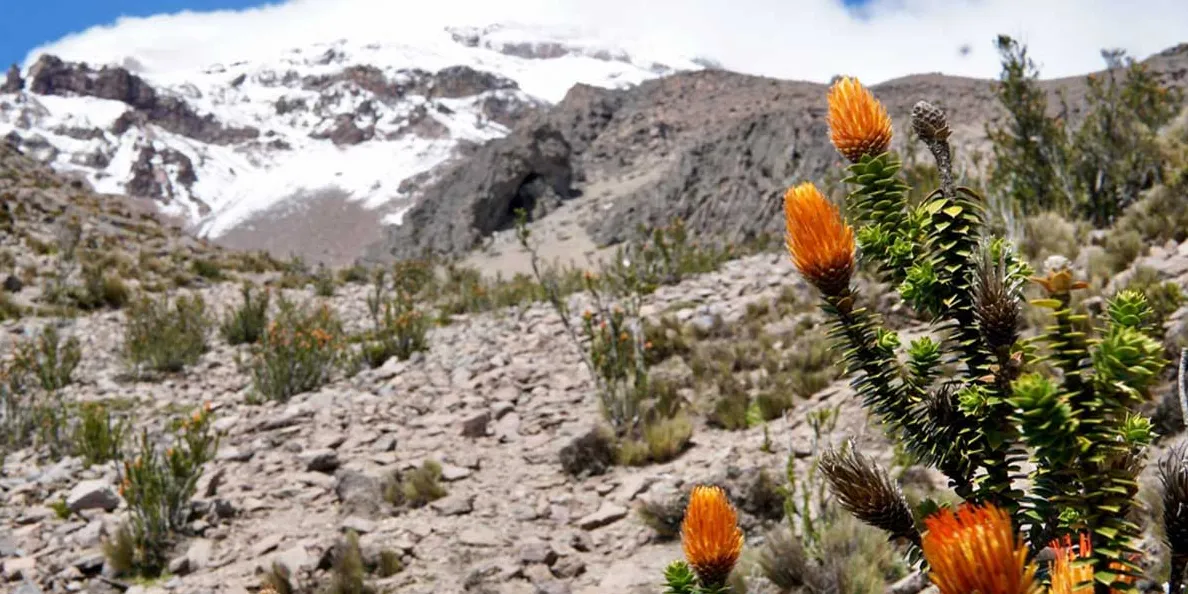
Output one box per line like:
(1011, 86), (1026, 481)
(123, 293), (210, 375)
(105, 404), (217, 578)
(360, 289), (430, 369)
(249, 296), (344, 402)
(0, 364), (69, 458)
(385, 460), (447, 508)
(220, 283), (270, 346)
(73, 401), (128, 468)
(12, 324), (81, 391)
(69, 264), (130, 310)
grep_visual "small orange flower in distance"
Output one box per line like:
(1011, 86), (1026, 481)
(1048, 534), (1094, 594)
(827, 76), (893, 162)
(921, 503), (1040, 594)
(784, 182), (855, 296)
(681, 485), (744, 588)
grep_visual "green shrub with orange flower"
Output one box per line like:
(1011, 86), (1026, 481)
(249, 296), (346, 402)
(104, 403), (218, 578)
(664, 73), (1188, 594)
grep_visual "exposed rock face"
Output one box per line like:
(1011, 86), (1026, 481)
(126, 144), (204, 213)
(1, 64), (23, 93)
(422, 65), (519, 98)
(378, 123), (574, 259)
(367, 43), (1188, 261)
(26, 54), (258, 145)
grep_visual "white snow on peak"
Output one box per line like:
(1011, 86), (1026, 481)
(1, 22), (705, 238)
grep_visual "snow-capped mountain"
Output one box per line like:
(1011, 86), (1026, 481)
(0, 23), (706, 239)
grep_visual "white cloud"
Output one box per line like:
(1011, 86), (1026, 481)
(23, 0), (1188, 85)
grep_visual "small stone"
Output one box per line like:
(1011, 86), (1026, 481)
(216, 447), (254, 462)
(431, 493), (474, 516)
(461, 411), (491, 437)
(341, 516), (377, 534)
(186, 538), (213, 571)
(3, 275), (23, 293)
(3, 556), (36, 580)
(168, 555), (190, 576)
(66, 480), (121, 513)
(518, 541), (558, 566)
(299, 448), (340, 473)
(552, 556), (586, 578)
(439, 464), (472, 482)
(272, 544), (316, 574)
(576, 502), (628, 530)
(458, 526), (504, 547)
(13, 582), (45, 594)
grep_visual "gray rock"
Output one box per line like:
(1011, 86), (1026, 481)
(461, 411), (491, 437)
(368, 123), (574, 261)
(552, 556), (586, 578)
(431, 493), (475, 516)
(13, 582), (44, 594)
(186, 538), (213, 571)
(66, 480), (121, 513)
(518, 540), (558, 566)
(334, 470), (387, 519)
(576, 502), (628, 530)
(341, 516), (377, 534)
(458, 526), (504, 547)
(299, 448), (340, 473)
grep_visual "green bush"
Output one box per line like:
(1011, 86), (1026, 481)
(73, 401), (128, 468)
(220, 283), (270, 346)
(249, 296), (344, 402)
(12, 324), (81, 391)
(105, 404), (217, 578)
(123, 293), (210, 375)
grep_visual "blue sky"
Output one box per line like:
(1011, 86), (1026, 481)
(0, 0), (267, 68)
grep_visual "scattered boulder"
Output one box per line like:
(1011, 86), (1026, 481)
(66, 480), (121, 513)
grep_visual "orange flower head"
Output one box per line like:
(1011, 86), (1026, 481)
(827, 76), (893, 162)
(681, 485), (744, 588)
(1048, 534), (1094, 594)
(921, 503), (1040, 594)
(784, 182), (855, 296)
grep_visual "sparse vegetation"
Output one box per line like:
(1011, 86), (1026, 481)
(220, 283), (271, 346)
(385, 459), (448, 508)
(123, 293), (211, 375)
(104, 404), (218, 578)
(249, 296), (344, 402)
(73, 401), (128, 468)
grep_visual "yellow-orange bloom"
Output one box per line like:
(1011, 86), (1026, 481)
(1049, 534), (1094, 594)
(1048, 534), (1138, 594)
(784, 182), (855, 296)
(827, 76), (893, 162)
(921, 503), (1040, 594)
(681, 485), (744, 588)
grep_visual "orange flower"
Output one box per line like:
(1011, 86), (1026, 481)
(783, 182), (855, 296)
(827, 76), (893, 162)
(921, 503), (1040, 594)
(1030, 269), (1088, 296)
(681, 485), (744, 588)
(1048, 534), (1137, 594)
(1048, 534), (1094, 594)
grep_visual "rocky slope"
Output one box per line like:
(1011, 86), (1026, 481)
(370, 43), (1188, 263)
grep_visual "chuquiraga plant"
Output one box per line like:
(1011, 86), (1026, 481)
(777, 76), (1174, 592)
(359, 264), (431, 368)
(514, 209), (690, 466)
(249, 295), (344, 402)
(105, 403), (218, 577)
(662, 75), (1182, 594)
